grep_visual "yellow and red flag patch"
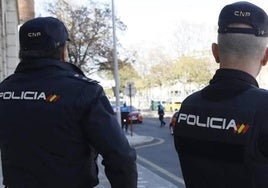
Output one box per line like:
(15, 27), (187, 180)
(46, 94), (61, 102)
(234, 124), (250, 134)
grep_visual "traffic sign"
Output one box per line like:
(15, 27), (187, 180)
(124, 82), (136, 97)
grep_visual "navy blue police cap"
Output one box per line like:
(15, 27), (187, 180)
(19, 17), (69, 52)
(218, 1), (268, 37)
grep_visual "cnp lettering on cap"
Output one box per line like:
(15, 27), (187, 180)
(234, 11), (251, 17)
(27, 32), (42, 38)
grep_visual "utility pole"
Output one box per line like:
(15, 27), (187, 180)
(111, 0), (121, 125)
(1, 0), (7, 81)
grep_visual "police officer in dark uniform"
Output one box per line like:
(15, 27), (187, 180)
(121, 103), (130, 132)
(0, 17), (137, 188)
(174, 2), (268, 188)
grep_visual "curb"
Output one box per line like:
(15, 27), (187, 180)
(141, 110), (174, 118)
(126, 135), (155, 147)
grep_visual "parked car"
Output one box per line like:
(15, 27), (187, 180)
(110, 100), (126, 114)
(121, 105), (143, 124)
(170, 111), (179, 135)
(165, 101), (181, 112)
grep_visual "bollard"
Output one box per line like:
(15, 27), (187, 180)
(130, 119), (133, 136)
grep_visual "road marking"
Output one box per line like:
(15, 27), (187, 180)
(137, 155), (185, 185)
(138, 183), (147, 187)
(135, 137), (164, 149)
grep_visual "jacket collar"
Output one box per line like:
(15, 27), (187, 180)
(201, 69), (259, 101)
(210, 68), (259, 87)
(15, 59), (84, 75)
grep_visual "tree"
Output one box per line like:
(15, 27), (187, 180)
(170, 20), (216, 58)
(46, 0), (126, 74)
(146, 63), (172, 87)
(145, 55), (217, 88)
(172, 56), (216, 86)
(103, 58), (141, 92)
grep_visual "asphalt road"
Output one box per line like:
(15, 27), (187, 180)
(96, 111), (186, 188)
(133, 113), (186, 188)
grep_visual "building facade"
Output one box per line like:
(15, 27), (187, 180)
(0, 0), (34, 81)
(17, 0), (34, 23)
(0, 0), (19, 81)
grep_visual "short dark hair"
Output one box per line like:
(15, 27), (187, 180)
(19, 44), (65, 60)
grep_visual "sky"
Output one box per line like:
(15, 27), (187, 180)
(35, 0), (268, 57)
(34, 0), (268, 88)
(106, 0), (268, 45)
(35, 0), (268, 45)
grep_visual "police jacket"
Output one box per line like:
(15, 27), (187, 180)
(174, 69), (268, 188)
(0, 59), (137, 188)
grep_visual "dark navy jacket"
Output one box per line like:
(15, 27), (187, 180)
(174, 69), (268, 188)
(0, 59), (137, 188)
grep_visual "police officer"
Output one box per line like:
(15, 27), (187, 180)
(121, 103), (130, 132)
(0, 17), (137, 188)
(174, 2), (268, 188)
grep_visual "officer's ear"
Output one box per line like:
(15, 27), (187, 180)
(212, 43), (220, 63)
(60, 43), (69, 62)
(261, 47), (268, 66)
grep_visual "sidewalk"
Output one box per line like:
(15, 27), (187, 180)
(142, 109), (174, 118)
(95, 133), (185, 188)
(95, 162), (180, 188)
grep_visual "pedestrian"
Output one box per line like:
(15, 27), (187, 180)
(0, 17), (137, 188)
(174, 2), (268, 188)
(158, 103), (166, 126)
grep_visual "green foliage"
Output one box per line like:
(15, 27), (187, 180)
(105, 61), (141, 92)
(119, 63), (140, 85)
(145, 56), (217, 88)
(173, 56), (216, 85)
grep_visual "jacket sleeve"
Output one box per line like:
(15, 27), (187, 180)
(79, 84), (138, 188)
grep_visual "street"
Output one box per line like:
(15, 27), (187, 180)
(96, 111), (186, 188)
(133, 113), (185, 187)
